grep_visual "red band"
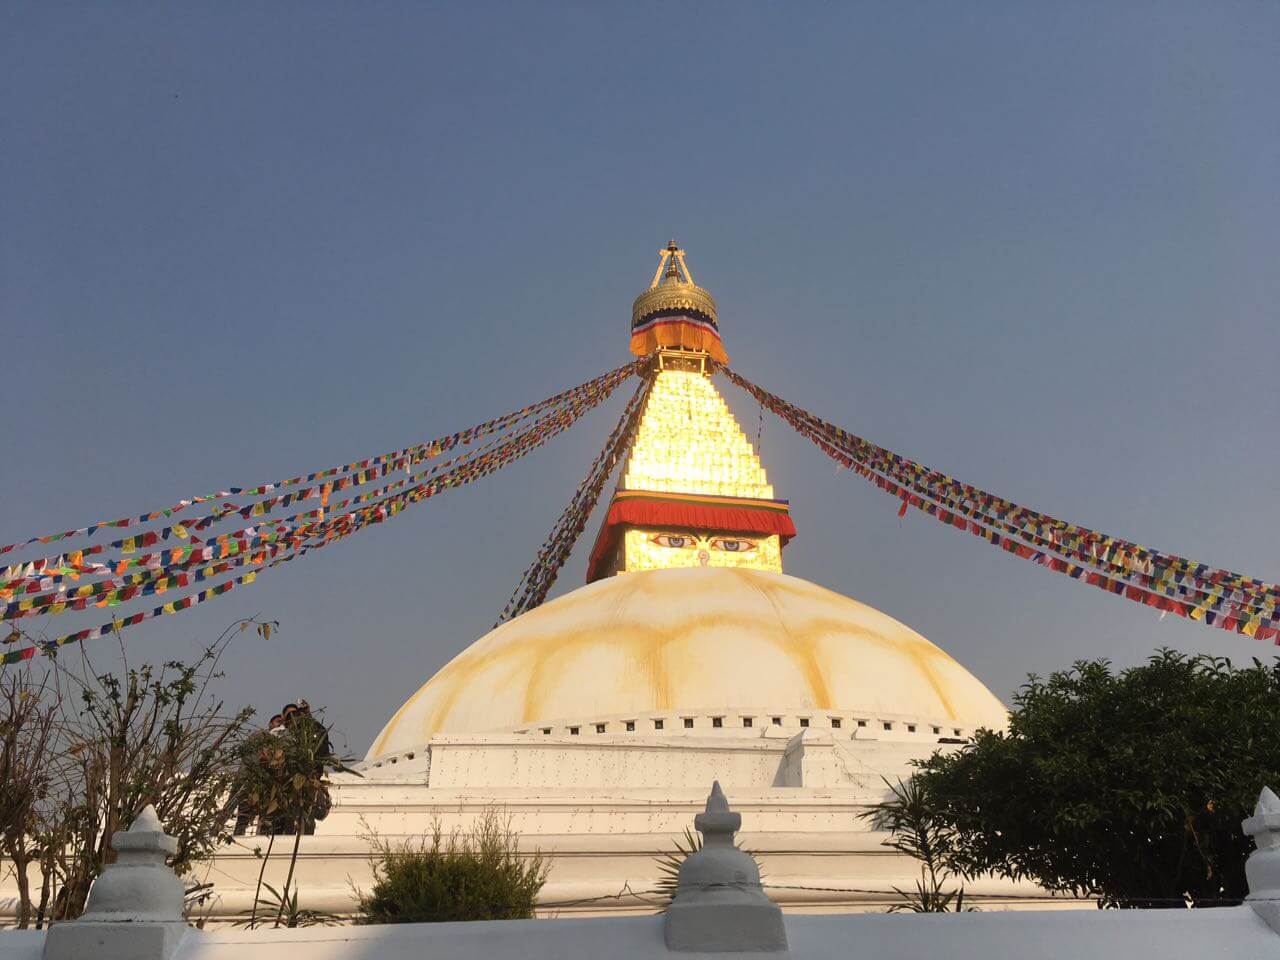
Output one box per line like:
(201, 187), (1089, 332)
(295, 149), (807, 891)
(586, 490), (795, 582)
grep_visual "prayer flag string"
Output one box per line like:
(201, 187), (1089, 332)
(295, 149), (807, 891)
(0, 359), (644, 562)
(2, 361), (642, 664)
(496, 371), (654, 624)
(717, 364), (1279, 614)
(0, 361), (642, 595)
(719, 366), (1280, 611)
(718, 364), (1280, 644)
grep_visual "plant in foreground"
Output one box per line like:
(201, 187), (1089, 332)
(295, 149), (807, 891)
(235, 881), (340, 928)
(356, 807), (548, 924)
(864, 776), (973, 913)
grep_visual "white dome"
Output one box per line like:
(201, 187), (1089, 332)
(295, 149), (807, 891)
(368, 568), (1007, 760)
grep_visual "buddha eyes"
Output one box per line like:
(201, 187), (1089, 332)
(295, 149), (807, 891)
(649, 533), (757, 553)
(710, 538), (755, 553)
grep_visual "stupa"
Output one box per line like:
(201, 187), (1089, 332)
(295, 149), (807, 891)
(199, 245), (1057, 919)
(366, 243), (1004, 756)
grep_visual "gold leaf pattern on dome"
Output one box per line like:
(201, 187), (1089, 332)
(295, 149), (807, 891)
(365, 568), (1010, 760)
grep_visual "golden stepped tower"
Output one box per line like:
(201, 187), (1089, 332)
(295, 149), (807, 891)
(586, 245), (795, 580)
(624, 369), (773, 499)
(366, 240), (1008, 765)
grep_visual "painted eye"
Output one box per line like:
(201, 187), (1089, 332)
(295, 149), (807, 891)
(651, 534), (695, 549)
(711, 538), (755, 553)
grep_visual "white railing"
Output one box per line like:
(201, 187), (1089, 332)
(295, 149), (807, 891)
(3, 784), (1278, 960)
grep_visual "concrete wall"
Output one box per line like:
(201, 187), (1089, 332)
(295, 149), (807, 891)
(6, 787), (1280, 960)
(428, 735), (789, 789)
(6, 909), (1280, 960)
(0, 731), (1060, 925)
(361, 727), (932, 789)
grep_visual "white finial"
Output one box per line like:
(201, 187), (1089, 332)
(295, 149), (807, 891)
(665, 781), (788, 954)
(1256, 786), (1280, 817)
(695, 779), (742, 849)
(113, 804), (179, 860)
(1245, 787), (1280, 852)
(44, 803), (197, 960)
(132, 804), (163, 834)
(1243, 786), (1280, 936)
(77, 805), (183, 921)
(706, 780), (729, 813)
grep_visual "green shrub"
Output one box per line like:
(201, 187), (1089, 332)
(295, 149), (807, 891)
(908, 651), (1280, 907)
(357, 807), (548, 923)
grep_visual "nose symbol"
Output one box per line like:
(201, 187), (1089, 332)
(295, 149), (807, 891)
(698, 549), (710, 567)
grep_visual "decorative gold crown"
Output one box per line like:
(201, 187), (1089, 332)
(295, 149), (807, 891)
(631, 240), (718, 327)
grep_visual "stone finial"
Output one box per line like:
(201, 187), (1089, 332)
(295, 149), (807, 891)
(664, 781), (789, 955)
(44, 805), (198, 960)
(1243, 786), (1280, 935)
(695, 781), (741, 845)
(80, 804), (184, 922)
(126, 804), (167, 837)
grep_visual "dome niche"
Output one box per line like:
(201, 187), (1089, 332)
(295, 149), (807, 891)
(367, 567), (1007, 761)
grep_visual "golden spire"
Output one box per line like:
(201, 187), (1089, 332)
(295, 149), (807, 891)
(633, 240), (717, 326)
(586, 241), (791, 581)
(662, 240), (683, 282)
(629, 241), (726, 363)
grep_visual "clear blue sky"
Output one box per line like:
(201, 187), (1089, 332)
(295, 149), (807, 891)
(3, 3), (1277, 754)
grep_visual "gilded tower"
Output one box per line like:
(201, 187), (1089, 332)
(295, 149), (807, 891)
(586, 244), (796, 580)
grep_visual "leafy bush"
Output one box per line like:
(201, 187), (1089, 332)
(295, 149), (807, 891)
(357, 807), (548, 923)
(236, 881), (339, 928)
(0, 620), (259, 925)
(910, 651), (1280, 908)
(233, 707), (355, 928)
(863, 777), (972, 912)
(235, 713), (343, 836)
